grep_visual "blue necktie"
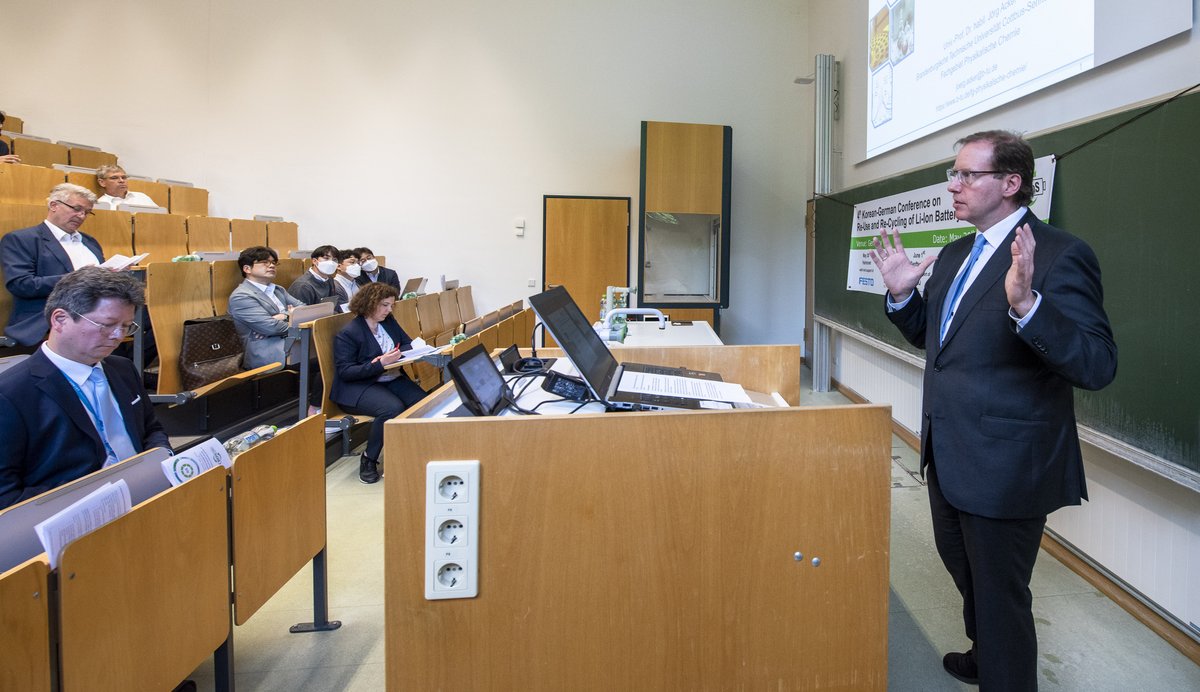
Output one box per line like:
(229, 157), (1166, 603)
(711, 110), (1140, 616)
(939, 234), (988, 344)
(87, 367), (139, 466)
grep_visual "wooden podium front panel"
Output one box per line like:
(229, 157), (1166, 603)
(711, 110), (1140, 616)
(385, 405), (891, 690)
(58, 467), (229, 692)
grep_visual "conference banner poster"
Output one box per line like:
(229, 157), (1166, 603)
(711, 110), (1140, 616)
(845, 155), (1055, 295)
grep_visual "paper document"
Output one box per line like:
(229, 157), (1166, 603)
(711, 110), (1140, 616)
(34, 480), (132, 568)
(100, 253), (150, 271)
(161, 438), (232, 487)
(617, 372), (752, 404)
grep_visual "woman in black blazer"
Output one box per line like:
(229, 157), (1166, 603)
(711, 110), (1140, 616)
(331, 282), (426, 483)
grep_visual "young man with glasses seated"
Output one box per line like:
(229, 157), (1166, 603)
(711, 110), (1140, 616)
(0, 267), (170, 509)
(0, 183), (106, 346)
(228, 246), (323, 415)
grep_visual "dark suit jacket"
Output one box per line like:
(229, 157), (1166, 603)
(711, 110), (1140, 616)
(0, 350), (170, 508)
(0, 223), (105, 346)
(887, 211), (1117, 519)
(331, 314), (413, 408)
(356, 265), (401, 291)
(288, 271), (346, 306)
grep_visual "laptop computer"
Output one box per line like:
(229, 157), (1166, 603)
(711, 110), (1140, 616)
(527, 286), (726, 411)
(402, 277), (427, 295)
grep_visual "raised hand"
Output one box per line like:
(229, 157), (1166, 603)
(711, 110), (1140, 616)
(1006, 223), (1036, 317)
(870, 227), (937, 300)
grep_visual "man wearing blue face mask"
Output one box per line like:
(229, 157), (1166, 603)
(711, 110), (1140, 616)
(288, 244), (347, 306)
(353, 247), (402, 291)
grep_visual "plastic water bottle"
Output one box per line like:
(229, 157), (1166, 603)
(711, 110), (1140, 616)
(223, 425), (278, 455)
(599, 295), (608, 322)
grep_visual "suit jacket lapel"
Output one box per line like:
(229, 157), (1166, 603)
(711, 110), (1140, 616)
(37, 224), (75, 275)
(29, 351), (104, 449)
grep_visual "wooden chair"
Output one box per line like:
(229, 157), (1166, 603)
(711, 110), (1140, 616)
(266, 221), (298, 256)
(393, 296), (421, 338)
(456, 285), (477, 321)
(462, 316), (484, 337)
(127, 179), (169, 207)
(65, 170), (103, 197)
(211, 260), (243, 316)
(10, 139), (67, 168)
(67, 148), (117, 169)
(2, 115), (23, 133)
(0, 164), (66, 205)
(145, 261), (215, 395)
(133, 213), (188, 262)
(308, 312), (357, 419)
(231, 219), (268, 249)
(167, 184), (208, 216)
(481, 309), (501, 329)
(496, 316), (515, 350)
(187, 216), (232, 253)
(85, 209), (135, 258)
(439, 288), (462, 333)
(479, 324), (499, 356)
(415, 293), (444, 340)
(274, 258), (305, 289)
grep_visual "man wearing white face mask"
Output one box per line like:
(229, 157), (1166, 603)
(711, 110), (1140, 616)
(332, 249), (361, 304)
(353, 247), (401, 291)
(288, 245), (347, 306)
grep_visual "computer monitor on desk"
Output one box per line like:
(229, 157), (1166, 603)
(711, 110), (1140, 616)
(527, 286), (737, 411)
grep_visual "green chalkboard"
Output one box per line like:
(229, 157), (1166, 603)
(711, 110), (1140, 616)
(815, 90), (1200, 477)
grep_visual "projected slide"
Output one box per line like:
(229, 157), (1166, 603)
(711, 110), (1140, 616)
(867, 0), (1095, 158)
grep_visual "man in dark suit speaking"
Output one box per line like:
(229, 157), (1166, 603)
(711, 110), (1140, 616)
(0, 267), (170, 509)
(1, 183), (106, 346)
(871, 130), (1117, 690)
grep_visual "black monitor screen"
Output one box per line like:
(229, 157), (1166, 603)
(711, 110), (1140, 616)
(527, 286), (616, 399)
(447, 344), (509, 416)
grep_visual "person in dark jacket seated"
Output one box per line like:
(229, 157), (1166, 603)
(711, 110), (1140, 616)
(331, 282), (426, 483)
(0, 267), (171, 508)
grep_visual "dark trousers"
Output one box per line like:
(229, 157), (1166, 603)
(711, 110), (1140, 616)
(926, 458), (1046, 692)
(285, 360), (324, 408)
(340, 377), (426, 461)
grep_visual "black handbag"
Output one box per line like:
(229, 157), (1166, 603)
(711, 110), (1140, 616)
(179, 316), (243, 389)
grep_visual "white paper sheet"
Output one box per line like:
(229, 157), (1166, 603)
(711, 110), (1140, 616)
(616, 372), (752, 404)
(34, 480), (132, 568)
(161, 438), (232, 487)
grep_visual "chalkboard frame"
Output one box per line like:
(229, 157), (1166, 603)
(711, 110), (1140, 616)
(814, 90), (1200, 490)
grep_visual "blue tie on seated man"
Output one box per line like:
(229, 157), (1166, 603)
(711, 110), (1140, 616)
(0, 267), (171, 509)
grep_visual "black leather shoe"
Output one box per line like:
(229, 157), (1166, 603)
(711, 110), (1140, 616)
(359, 457), (380, 484)
(942, 648), (979, 685)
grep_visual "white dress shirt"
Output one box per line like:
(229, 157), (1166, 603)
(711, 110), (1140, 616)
(96, 191), (159, 210)
(47, 220), (101, 269)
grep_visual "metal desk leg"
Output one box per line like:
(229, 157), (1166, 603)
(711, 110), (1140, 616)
(296, 328), (310, 421)
(214, 634), (235, 692)
(290, 547), (342, 633)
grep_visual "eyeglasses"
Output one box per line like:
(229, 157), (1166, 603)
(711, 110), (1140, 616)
(254, 259), (278, 267)
(72, 311), (140, 337)
(946, 169), (1006, 185)
(54, 200), (96, 217)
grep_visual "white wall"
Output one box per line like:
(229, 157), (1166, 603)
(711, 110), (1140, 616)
(3, 0), (811, 346)
(806, 0), (1200, 635)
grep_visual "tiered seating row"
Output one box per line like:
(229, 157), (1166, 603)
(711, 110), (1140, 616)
(0, 162), (210, 215)
(0, 414), (331, 691)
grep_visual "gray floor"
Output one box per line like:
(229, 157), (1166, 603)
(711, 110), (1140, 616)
(190, 374), (1200, 691)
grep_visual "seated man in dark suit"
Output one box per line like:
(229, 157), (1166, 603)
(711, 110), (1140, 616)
(1, 183), (105, 346)
(0, 267), (171, 509)
(287, 244), (346, 306)
(353, 247), (402, 291)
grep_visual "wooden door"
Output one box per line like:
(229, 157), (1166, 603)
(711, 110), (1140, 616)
(542, 196), (629, 342)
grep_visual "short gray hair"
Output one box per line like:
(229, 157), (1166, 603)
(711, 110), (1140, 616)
(47, 182), (97, 206)
(96, 164), (126, 181)
(44, 267), (145, 322)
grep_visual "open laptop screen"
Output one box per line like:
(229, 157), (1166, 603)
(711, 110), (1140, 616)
(527, 286), (618, 400)
(447, 344), (509, 416)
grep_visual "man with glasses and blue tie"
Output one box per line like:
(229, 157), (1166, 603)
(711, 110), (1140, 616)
(1, 183), (107, 346)
(0, 267), (170, 509)
(871, 130), (1117, 691)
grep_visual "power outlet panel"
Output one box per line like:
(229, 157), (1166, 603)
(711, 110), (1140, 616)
(425, 460), (480, 600)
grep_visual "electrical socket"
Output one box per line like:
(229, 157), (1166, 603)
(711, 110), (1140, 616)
(426, 461), (479, 600)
